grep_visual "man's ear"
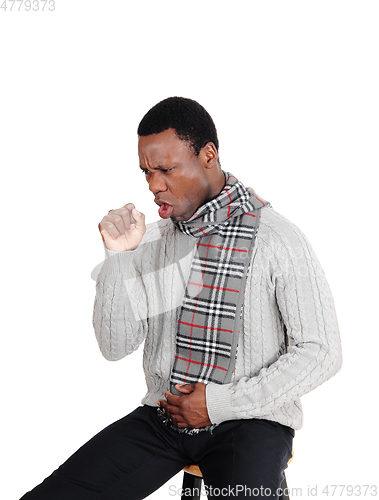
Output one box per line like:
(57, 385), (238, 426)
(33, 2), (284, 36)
(200, 142), (218, 169)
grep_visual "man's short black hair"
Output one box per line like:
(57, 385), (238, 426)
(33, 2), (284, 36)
(137, 96), (219, 156)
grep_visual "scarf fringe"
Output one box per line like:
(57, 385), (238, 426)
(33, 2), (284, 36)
(156, 407), (218, 435)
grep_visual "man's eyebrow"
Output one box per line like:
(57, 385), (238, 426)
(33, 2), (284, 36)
(139, 165), (167, 170)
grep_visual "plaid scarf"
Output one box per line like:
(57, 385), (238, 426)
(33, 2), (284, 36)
(170, 172), (268, 395)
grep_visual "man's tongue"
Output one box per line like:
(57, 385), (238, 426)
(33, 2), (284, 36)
(158, 203), (173, 219)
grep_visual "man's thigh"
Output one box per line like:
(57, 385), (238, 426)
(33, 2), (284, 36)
(20, 405), (188, 500)
(199, 418), (294, 500)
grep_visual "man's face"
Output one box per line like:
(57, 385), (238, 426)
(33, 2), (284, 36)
(138, 128), (215, 222)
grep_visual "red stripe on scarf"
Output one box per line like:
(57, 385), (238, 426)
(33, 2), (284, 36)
(187, 281), (239, 293)
(175, 356), (228, 372)
(252, 193), (264, 205)
(197, 242), (248, 253)
(178, 320), (234, 334)
(225, 186), (232, 218)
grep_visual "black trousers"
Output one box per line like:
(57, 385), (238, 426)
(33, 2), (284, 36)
(21, 405), (294, 500)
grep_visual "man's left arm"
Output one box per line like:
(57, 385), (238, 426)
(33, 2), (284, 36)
(204, 217), (343, 425)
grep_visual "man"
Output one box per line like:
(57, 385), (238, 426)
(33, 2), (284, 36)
(21, 97), (342, 499)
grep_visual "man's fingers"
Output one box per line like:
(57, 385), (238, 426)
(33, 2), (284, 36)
(159, 395), (182, 415)
(118, 204), (136, 227)
(99, 226), (113, 242)
(106, 207), (132, 233)
(158, 400), (180, 418)
(175, 421), (189, 428)
(131, 208), (145, 230)
(120, 203), (136, 226)
(159, 402), (188, 427)
(175, 384), (195, 394)
(122, 203), (136, 211)
(110, 214), (127, 235)
(100, 215), (127, 238)
(164, 391), (182, 406)
(106, 205), (145, 233)
(99, 219), (122, 240)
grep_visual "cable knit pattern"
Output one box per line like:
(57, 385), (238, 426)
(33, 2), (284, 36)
(92, 207), (342, 430)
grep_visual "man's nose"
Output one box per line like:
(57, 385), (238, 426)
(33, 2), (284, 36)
(148, 171), (167, 195)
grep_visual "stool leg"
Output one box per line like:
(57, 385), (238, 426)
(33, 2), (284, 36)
(279, 472), (290, 500)
(181, 471), (202, 500)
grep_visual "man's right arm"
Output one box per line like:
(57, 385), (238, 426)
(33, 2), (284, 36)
(93, 203), (147, 361)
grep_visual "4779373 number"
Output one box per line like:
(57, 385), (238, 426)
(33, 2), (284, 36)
(0, 0), (55, 11)
(322, 484), (377, 496)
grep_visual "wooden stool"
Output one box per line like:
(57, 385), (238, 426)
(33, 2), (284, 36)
(181, 465), (203, 500)
(181, 465), (290, 500)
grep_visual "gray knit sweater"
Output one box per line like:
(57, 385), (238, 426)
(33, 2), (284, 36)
(93, 206), (342, 430)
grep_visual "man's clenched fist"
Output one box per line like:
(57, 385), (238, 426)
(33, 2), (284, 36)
(98, 203), (146, 252)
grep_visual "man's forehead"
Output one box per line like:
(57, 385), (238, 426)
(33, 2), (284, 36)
(138, 129), (191, 161)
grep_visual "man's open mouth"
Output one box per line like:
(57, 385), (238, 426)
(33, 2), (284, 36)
(155, 201), (174, 219)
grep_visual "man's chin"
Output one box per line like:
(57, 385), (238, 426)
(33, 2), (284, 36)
(170, 212), (195, 223)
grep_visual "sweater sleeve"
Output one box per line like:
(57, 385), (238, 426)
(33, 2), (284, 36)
(206, 211), (343, 424)
(92, 247), (149, 361)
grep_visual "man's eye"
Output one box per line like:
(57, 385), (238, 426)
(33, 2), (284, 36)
(161, 168), (172, 173)
(141, 169), (150, 174)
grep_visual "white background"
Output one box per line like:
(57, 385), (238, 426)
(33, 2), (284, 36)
(1, 1), (378, 498)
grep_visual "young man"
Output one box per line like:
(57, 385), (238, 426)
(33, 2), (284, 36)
(21, 97), (342, 499)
